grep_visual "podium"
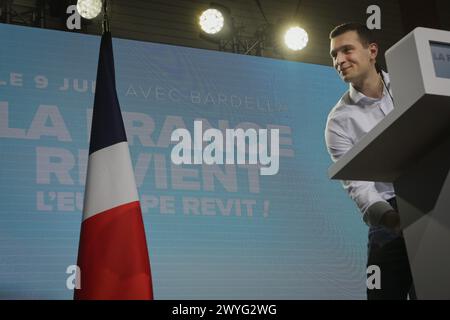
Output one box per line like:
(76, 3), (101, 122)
(328, 27), (450, 299)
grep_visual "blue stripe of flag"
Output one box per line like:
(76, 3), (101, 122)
(89, 32), (127, 155)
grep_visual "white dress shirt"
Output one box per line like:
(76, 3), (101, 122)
(325, 71), (395, 226)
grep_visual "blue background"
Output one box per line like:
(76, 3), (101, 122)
(0, 23), (368, 299)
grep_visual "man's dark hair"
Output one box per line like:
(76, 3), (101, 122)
(329, 22), (377, 47)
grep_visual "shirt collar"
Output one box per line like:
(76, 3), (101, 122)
(348, 70), (390, 104)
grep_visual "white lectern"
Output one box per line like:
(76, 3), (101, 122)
(329, 27), (450, 300)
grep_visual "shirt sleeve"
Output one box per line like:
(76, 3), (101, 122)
(325, 117), (394, 226)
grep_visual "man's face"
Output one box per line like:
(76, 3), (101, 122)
(330, 30), (377, 84)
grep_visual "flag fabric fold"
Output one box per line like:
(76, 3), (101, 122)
(75, 31), (153, 300)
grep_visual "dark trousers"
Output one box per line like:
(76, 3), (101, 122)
(366, 197), (416, 300)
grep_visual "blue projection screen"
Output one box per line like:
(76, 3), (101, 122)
(0, 23), (368, 299)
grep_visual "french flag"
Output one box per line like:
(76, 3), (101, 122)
(74, 31), (153, 300)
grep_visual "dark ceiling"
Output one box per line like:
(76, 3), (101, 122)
(2, 0), (450, 68)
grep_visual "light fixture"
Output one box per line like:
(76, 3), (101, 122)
(284, 26), (308, 51)
(198, 3), (234, 44)
(197, 3), (310, 58)
(76, 0), (103, 20)
(199, 8), (224, 34)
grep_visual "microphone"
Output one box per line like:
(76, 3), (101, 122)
(375, 62), (382, 74)
(376, 63), (394, 104)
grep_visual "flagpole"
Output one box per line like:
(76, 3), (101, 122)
(102, 0), (110, 33)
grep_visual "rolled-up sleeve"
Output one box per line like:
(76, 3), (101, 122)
(325, 117), (394, 226)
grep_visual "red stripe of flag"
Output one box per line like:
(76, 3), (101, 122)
(76, 201), (153, 300)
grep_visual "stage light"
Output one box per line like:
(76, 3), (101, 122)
(199, 8), (225, 34)
(284, 26), (308, 51)
(76, 0), (102, 20)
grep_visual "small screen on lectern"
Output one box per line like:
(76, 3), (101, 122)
(430, 41), (450, 79)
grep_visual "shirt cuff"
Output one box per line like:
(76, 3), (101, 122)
(363, 201), (395, 226)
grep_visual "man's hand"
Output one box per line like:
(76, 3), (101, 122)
(380, 210), (401, 235)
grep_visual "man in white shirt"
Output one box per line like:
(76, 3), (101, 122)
(325, 22), (415, 300)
